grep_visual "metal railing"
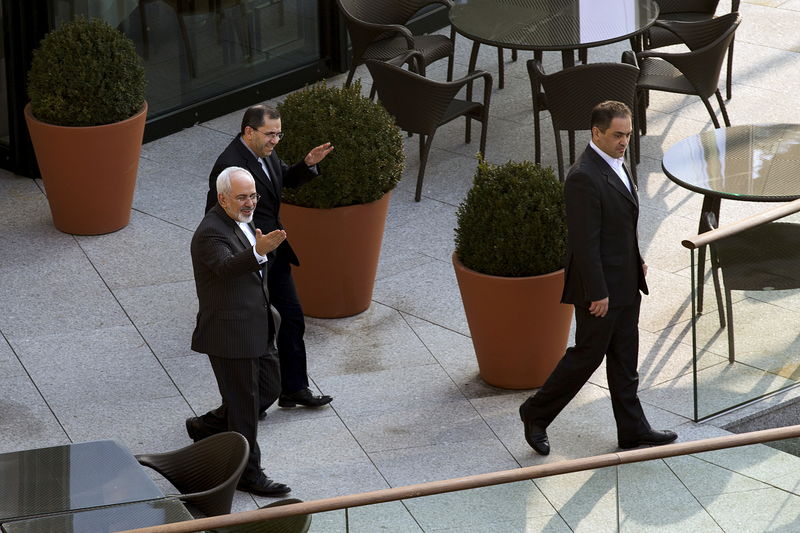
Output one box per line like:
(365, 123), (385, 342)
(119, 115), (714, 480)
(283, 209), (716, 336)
(119, 424), (800, 532)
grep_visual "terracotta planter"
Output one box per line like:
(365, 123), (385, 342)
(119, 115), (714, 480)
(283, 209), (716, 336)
(453, 252), (574, 389)
(25, 102), (148, 235)
(281, 191), (392, 318)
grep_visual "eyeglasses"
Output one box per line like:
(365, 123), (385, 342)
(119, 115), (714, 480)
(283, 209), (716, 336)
(253, 128), (284, 140)
(234, 193), (261, 203)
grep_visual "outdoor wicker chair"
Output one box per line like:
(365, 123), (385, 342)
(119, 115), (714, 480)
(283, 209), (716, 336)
(336, 0), (455, 89)
(633, 12), (741, 134)
(135, 431), (249, 517)
(366, 51), (492, 202)
(528, 58), (640, 183)
(647, 0), (740, 99)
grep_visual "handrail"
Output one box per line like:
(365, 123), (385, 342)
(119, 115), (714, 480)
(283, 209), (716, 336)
(681, 197), (800, 249)
(118, 424), (800, 533)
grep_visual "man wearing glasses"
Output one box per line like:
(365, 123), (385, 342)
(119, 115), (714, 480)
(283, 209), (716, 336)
(202, 105), (334, 420)
(191, 166), (290, 496)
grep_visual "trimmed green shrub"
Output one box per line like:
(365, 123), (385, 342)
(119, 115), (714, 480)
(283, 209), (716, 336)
(27, 17), (146, 127)
(455, 156), (566, 277)
(276, 80), (404, 209)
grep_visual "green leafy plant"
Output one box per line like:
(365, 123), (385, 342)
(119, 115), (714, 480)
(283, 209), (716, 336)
(27, 17), (146, 127)
(276, 80), (404, 209)
(455, 156), (566, 277)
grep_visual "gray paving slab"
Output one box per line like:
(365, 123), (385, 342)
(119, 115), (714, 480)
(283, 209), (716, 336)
(114, 280), (197, 360)
(403, 481), (560, 532)
(313, 363), (464, 417)
(9, 325), (178, 407)
(0, 374), (68, 454)
(372, 259), (468, 336)
(338, 398), (495, 453)
(133, 156), (208, 231)
(75, 210), (194, 290)
(310, 503), (423, 533)
(368, 438), (520, 487)
(534, 468), (619, 533)
(139, 123), (233, 178)
(302, 302), (437, 379)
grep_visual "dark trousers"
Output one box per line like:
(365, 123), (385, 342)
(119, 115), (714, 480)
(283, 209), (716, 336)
(521, 295), (650, 441)
(268, 251), (309, 394)
(202, 352), (281, 482)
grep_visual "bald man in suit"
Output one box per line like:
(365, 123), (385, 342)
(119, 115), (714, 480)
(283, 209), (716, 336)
(189, 166), (290, 496)
(519, 101), (677, 456)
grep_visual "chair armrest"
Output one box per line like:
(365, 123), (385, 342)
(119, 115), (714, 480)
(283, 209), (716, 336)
(454, 70), (493, 105)
(350, 19), (416, 48)
(731, 0), (740, 11)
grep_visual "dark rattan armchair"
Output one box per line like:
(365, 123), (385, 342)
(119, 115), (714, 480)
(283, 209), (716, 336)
(135, 431), (249, 517)
(209, 498), (311, 533)
(648, 0), (740, 100)
(366, 51), (492, 202)
(528, 58), (640, 183)
(336, 0), (455, 89)
(633, 12), (741, 134)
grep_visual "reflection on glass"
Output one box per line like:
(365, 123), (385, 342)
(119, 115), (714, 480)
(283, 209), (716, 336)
(50, 0), (320, 119)
(691, 218), (800, 420)
(0, 1), (8, 145)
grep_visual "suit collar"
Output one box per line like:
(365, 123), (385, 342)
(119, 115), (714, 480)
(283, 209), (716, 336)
(583, 145), (637, 206)
(234, 135), (278, 199)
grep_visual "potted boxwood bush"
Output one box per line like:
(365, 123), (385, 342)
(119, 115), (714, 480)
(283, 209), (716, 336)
(453, 156), (573, 389)
(25, 17), (147, 235)
(275, 80), (404, 318)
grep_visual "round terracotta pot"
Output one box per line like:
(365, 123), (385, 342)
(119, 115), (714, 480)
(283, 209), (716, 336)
(281, 191), (392, 318)
(25, 102), (148, 235)
(453, 252), (574, 389)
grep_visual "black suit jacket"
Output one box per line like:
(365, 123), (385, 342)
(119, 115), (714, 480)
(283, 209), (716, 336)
(190, 203), (280, 359)
(206, 136), (318, 266)
(560, 145), (648, 308)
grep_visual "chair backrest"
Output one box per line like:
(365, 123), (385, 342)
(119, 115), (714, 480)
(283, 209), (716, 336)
(336, 0), (439, 58)
(209, 498), (311, 533)
(656, 0), (719, 15)
(528, 60), (639, 133)
(655, 12), (741, 97)
(366, 57), (465, 135)
(136, 432), (249, 517)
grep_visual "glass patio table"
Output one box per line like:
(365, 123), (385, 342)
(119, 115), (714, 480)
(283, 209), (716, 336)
(0, 440), (164, 522)
(662, 123), (800, 311)
(449, 0), (660, 88)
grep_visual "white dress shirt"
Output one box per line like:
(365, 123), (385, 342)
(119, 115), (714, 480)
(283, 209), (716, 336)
(589, 140), (632, 194)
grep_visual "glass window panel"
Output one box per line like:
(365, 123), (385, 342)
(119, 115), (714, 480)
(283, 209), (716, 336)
(49, 0), (320, 119)
(691, 213), (800, 420)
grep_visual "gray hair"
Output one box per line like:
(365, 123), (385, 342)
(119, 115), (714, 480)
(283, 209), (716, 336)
(216, 166), (254, 196)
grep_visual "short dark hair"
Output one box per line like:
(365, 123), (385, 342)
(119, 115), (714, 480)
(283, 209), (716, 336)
(240, 104), (280, 135)
(590, 101), (632, 132)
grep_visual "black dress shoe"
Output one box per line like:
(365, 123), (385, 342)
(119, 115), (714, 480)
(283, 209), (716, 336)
(258, 410), (267, 421)
(619, 429), (677, 450)
(278, 388), (333, 408)
(237, 473), (291, 497)
(519, 405), (550, 456)
(185, 417), (215, 442)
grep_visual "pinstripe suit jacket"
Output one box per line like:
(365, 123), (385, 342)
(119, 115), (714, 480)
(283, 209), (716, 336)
(190, 203), (280, 359)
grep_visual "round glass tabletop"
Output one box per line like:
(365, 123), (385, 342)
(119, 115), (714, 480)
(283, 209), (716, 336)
(662, 124), (800, 202)
(449, 0), (660, 51)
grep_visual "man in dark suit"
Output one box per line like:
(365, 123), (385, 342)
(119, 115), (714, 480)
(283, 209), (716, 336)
(206, 104), (334, 413)
(519, 101), (677, 456)
(190, 166), (291, 496)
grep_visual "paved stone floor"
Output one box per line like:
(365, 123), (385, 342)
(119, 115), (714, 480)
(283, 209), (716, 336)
(3, 1), (800, 531)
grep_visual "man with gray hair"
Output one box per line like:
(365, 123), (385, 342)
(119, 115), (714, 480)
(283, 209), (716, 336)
(190, 166), (290, 496)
